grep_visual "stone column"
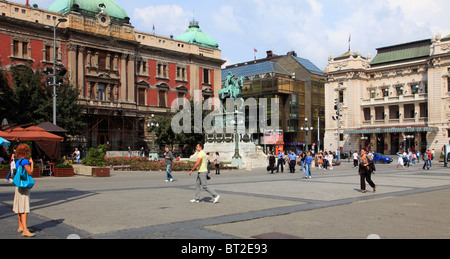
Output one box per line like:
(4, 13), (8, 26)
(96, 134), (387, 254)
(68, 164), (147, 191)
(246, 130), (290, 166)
(120, 54), (128, 102)
(77, 46), (85, 97)
(127, 54), (136, 104)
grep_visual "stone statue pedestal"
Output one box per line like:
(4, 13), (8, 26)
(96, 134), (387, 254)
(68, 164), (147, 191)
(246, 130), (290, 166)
(190, 133), (267, 169)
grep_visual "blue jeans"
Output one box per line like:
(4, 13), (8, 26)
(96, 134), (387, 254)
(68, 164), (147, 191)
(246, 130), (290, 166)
(166, 164), (173, 180)
(305, 163), (311, 177)
(6, 170), (12, 180)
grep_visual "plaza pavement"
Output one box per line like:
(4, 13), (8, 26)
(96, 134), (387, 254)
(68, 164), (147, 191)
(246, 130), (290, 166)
(1, 161), (449, 239)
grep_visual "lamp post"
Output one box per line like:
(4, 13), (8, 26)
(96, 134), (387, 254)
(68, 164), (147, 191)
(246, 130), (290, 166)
(52, 17), (67, 125)
(147, 114), (159, 160)
(301, 118), (313, 152)
(231, 113), (244, 169)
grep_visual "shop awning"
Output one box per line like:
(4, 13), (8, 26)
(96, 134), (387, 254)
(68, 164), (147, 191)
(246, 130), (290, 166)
(343, 126), (439, 135)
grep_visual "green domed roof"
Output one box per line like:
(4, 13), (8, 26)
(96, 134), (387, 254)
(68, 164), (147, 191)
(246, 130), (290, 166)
(175, 20), (219, 50)
(48, 0), (129, 20)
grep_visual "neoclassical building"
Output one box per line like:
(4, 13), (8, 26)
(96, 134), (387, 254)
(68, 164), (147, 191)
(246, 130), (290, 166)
(0, 0), (224, 151)
(325, 34), (450, 155)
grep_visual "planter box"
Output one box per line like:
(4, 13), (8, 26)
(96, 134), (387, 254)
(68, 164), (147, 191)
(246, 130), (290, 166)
(73, 165), (110, 177)
(0, 169), (10, 178)
(92, 167), (110, 177)
(54, 168), (74, 177)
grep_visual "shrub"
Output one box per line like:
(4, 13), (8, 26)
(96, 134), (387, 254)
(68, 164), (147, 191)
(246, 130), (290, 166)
(55, 163), (73, 168)
(82, 144), (107, 167)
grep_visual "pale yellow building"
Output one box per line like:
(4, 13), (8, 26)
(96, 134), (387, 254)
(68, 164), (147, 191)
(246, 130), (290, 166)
(325, 34), (450, 155)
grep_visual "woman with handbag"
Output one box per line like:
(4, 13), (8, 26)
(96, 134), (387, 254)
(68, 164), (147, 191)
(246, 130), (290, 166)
(358, 148), (376, 193)
(12, 144), (35, 237)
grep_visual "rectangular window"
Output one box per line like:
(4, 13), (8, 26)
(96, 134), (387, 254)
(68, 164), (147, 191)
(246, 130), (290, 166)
(13, 40), (19, 57)
(157, 63), (168, 78)
(159, 91), (166, 107)
(138, 88), (146, 105)
(203, 68), (210, 84)
(98, 84), (106, 101)
(420, 103), (428, 118)
(98, 52), (107, 69)
(389, 105), (399, 119)
(363, 108), (371, 121)
(45, 45), (51, 61)
(176, 67), (186, 81)
(411, 84), (419, 94)
(22, 42), (28, 59)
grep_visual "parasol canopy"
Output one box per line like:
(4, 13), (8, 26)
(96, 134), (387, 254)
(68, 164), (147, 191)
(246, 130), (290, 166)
(0, 136), (10, 146)
(0, 130), (16, 141)
(7, 126), (64, 142)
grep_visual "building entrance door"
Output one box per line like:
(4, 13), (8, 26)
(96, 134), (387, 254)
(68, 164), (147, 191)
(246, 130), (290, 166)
(391, 133), (399, 155)
(376, 134), (385, 154)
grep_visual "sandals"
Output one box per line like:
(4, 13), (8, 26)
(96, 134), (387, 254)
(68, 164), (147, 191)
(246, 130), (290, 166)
(22, 232), (36, 237)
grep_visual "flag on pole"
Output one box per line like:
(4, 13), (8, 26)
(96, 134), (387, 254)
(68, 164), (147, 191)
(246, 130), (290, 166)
(254, 48), (258, 53)
(348, 33), (351, 51)
(152, 24), (156, 34)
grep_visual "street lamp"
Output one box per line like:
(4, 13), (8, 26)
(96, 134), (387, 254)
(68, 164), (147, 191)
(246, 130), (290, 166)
(301, 118), (313, 152)
(147, 114), (159, 160)
(52, 17), (67, 125)
(231, 115), (244, 169)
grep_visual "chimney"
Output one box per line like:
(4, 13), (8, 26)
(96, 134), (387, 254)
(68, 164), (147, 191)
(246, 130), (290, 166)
(266, 50), (274, 58)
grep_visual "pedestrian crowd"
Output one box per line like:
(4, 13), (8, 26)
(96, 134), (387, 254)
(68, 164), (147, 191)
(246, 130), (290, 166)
(266, 149), (338, 179)
(266, 147), (437, 194)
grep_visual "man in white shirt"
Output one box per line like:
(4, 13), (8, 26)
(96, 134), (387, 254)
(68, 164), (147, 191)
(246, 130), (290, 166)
(73, 148), (81, 164)
(352, 151), (359, 168)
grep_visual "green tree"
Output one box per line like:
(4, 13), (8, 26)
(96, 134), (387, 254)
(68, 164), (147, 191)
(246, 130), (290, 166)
(152, 99), (211, 155)
(0, 64), (85, 136)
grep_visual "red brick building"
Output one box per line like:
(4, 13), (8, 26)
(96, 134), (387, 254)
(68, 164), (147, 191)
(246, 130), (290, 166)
(0, 0), (224, 152)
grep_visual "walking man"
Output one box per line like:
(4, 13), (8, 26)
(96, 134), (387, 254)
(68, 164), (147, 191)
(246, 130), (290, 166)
(164, 147), (174, 182)
(276, 149), (285, 173)
(189, 143), (220, 203)
(288, 150), (297, 173)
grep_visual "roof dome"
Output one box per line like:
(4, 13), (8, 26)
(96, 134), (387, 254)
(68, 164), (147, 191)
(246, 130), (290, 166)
(175, 19), (219, 49)
(48, 0), (129, 20)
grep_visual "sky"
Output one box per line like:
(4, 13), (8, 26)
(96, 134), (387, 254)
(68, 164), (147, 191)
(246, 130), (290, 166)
(18, 0), (450, 70)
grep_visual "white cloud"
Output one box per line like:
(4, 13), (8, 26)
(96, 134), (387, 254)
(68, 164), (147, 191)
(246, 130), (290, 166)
(133, 5), (191, 36)
(212, 5), (244, 35)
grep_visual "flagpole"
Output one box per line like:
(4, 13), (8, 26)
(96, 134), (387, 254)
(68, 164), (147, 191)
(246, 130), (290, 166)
(348, 33), (351, 52)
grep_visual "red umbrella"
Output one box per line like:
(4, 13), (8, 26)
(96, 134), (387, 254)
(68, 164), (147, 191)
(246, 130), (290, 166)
(7, 126), (63, 142)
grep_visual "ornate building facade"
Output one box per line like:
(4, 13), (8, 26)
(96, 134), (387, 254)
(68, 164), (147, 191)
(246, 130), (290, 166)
(0, 0), (224, 152)
(325, 34), (450, 155)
